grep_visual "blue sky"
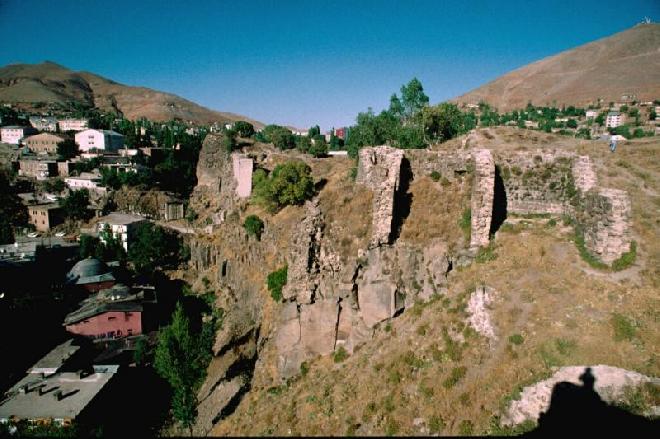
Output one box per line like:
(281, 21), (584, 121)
(0, 0), (658, 130)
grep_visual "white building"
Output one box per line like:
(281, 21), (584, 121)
(58, 119), (89, 132)
(97, 213), (148, 251)
(606, 112), (624, 128)
(75, 129), (124, 153)
(585, 110), (599, 119)
(1, 126), (37, 144)
(64, 172), (106, 193)
(29, 116), (58, 132)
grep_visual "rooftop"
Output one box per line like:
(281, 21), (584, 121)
(98, 212), (147, 226)
(28, 339), (80, 375)
(66, 258), (115, 286)
(64, 284), (144, 325)
(0, 370), (117, 421)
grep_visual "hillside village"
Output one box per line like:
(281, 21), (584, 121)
(0, 20), (659, 438)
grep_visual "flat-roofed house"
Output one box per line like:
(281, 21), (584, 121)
(28, 203), (63, 232)
(18, 159), (58, 180)
(96, 213), (148, 251)
(58, 118), (88, 132)
(29, 116), (58, 132)
(75, 129), (124, 153)
(24, 133), (65, 155)
(606, 111), (624, 128)
(1, 126), (37, 144)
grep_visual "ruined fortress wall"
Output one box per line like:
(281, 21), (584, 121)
(470, 149), (495, 248)
(495, 151), (576, 215)
(572, 155), (597, 193)
(232, 154), (254, 198)
(404, 149), (471, 181)
(356, 146), (404, 247)
(578, 188), (632, 264)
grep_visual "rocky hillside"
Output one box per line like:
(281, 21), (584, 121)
(177, 128), (658, 436)
(0, 61), (262, 126)
(454, 24), (660, 110)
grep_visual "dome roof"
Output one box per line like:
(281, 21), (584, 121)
(66, 258), (115, 285)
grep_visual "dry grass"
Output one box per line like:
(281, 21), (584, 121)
(398, 176), (470, 251)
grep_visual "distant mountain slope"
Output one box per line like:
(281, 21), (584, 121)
(454, 24), (660, 111)
(0, 61), (263, 127)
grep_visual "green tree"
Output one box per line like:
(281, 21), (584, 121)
(308, 125), (321, 138)
(400, 77), (429, 118)
(222, 129), (238, 153)
(154, 303), (208, 435)
(0, 170), (27, 244)
(79, 234), (101, 258)
(233, 121), (255, 138)
(567, 119), (578, 129)
(56, 138), (79, 160)
(252, 161), (314, 212)
(389, 94), (404, 119)
(128, 222), (181, 274)
(62, 189), (91, 220)
(309, 137), (328, 157)
(270, 127), (295, 150)
(420, 102), (465, 142)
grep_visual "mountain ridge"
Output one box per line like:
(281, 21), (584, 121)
(0, 61), (263, 127)
(453, 24), (660, 110)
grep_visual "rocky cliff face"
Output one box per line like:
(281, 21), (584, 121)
(184, 134), (637, 434)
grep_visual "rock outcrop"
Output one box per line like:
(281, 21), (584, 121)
(467, 285), (497, 341)
(502, 365), (659, 426)
(356, 146), (404, 248)
(470, 149), (495, 248)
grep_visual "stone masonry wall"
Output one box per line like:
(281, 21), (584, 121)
(572, 155), (597, 193)
(578, 188), (632, 264)
(470, 149), (495, 248)
(356, 146), (404, 248)
(232, 153), (253, 198)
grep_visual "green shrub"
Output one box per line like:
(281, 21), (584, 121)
(429, 415), (445, 434)
(252, 161), (315, 213)
(546, 218), (557, 228)
(476, 243), (498, 263)
(384, 417), (399, 436)
(300, 361), (309, 377)
(442, 366), (467, 389)
(573, 227), (608, 269)
(458, 420), (474, 436)
(267, 266), (288, 302)
(508, 334), (524, 345)
(440, 177), (451, 187)
(430, 170), (441, 181)
(611, 313), (636, 342)
(243, 215), (264, 240)
(611, 241), (637, 271)
(555, 338), (577, 356)
(333, 346), (348, 363)
(459, 208), (471, 240)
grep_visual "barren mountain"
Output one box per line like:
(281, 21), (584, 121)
(454, 24), (660, 111)
(0, 61), (262, 127)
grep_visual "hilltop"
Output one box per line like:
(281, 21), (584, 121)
(454, 24), (660, 111)
(0, 61), (262, 127)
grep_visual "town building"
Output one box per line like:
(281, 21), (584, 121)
(328, 150), (349, 157)
(75, 129), (124, 153)
(66, 258), (116, 293)
(64, 284), (143, 340)
(24, 133), (66, 155)
(64, 172), (105, 193)
(606, 111), (624, 128)
(585, 110), (599, 119)
(96, 213), (148, 251)
(28, 203), (63, 232)
(0, 343), (118, 426)
(29, 116), (58, 132)
(18, 158), (58, 180)
(1, 126), (37, 144)
(57, 160), (78, 177)
(57, 118), (89, 132)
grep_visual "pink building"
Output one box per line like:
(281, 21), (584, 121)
(65, 308), (142, 339)
(64, 284), (143, 340)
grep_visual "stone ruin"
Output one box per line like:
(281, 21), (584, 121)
(231, 153), (253, 198)
(470, 149), (495, 249)
(356, 145), (404, 247)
